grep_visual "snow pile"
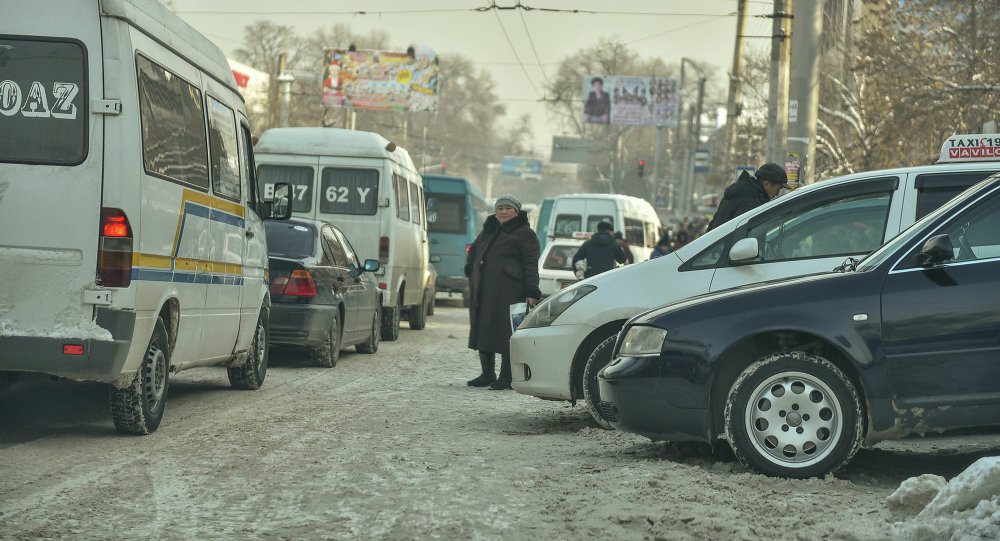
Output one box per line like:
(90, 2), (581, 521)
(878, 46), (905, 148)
(890, 456), (1000, 540)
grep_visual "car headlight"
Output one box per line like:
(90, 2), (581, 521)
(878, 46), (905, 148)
(618, 326), (668, 357)
(519, 284), (596, 329)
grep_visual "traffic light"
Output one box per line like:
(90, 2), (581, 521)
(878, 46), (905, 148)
(637, 159), (645, 177)
(441, 163), (447, 173)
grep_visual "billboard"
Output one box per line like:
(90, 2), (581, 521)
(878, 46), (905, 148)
(322, 46), (438, 112)
(501, 157), (543, 178)
(582, 75), (678, 127)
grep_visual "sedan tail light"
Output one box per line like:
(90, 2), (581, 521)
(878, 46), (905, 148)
(97, 207), (133, 287)
(279, 269), (317, 296)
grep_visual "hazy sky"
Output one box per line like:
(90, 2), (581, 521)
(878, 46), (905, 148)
(171, 0), (777, 155)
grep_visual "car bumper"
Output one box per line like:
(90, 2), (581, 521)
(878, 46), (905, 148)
(269, 302), (336, 348)
(435, 275), (467, 293)
(597, 355), (712, 442)
(0, 307), (135, 382)
(510, 323), (594, 400)
(538, 276), (578, 297)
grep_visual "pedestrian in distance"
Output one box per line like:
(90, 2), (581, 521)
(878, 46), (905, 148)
(613, 231), (635, 264)
(707, 162), (790, 231)
(572, 221), (626, 279)
(465, 194), (541, 390)
(650, 232), (672, 259)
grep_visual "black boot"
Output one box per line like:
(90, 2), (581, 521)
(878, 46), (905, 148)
(467, 352), (497, 387)
(489, 354), (512, 390)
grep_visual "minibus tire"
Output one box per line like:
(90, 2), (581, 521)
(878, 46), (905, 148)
(408, 291), (427, 330)
(228, 309), (269, 390)
(110, 317), (170, 435)
(381, 295), (401, 341)
(426, 288), (436, 316)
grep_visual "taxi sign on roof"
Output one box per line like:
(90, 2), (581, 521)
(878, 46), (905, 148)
(939, 134), (1000, 163)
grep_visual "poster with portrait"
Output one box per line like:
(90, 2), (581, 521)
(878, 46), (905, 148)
(581, 75), (678, 127)
(322, 46), (439, 113)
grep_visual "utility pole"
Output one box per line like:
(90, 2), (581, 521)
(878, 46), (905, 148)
(765, 0), (794, 165)
(722, 0), (749, 182)
(677, 58), (706, 215)
(788, 0), (823, 186)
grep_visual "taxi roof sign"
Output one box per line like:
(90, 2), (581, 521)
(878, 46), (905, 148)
(939, 134), (1000, 163)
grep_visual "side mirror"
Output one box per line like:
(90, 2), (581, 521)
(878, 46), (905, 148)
(916, 234), (954, 266)
(729, 237), (760, 263)
(430, 254), (442, 263)
(270, 182), (292, 220)
(363, 259), (380, 272)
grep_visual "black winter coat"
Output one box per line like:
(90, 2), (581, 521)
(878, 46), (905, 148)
(572, 232), (626, 278)
(707, 170), (771, 231)
(465, 211), (541, 355)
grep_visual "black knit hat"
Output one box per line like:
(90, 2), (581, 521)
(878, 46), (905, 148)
(756, 163), (790, 189)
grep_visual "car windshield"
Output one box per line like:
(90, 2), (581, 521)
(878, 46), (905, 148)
(264, 222), (316, 258)
(857, 175), (1000, 271)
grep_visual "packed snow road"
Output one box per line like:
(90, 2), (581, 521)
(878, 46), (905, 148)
(2, 298), (999, 540)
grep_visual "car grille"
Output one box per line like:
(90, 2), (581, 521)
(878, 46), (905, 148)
(599, 401), (618, 422)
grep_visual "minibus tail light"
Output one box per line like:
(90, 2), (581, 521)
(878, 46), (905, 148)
(98, 208), (133, 288)
(379, 236), (389, 263)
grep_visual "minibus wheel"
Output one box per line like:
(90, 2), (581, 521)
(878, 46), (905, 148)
(408, 290), (427, 330)
(110, 317), (170, 435)
(228, 308), (269, 389)
(381, 294), (401, 341)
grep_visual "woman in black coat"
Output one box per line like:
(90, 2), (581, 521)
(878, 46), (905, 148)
(464, 194), (541, 390)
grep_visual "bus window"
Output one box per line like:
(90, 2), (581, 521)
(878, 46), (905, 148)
(586, 215), (613, 232)
(554, 214), (581, 236)
(427, 193), (465, 234)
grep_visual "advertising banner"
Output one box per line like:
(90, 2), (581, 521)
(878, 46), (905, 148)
(501, 156), (543, 177)
(322, 46), (439, 112)
(581, 75), (678, 127)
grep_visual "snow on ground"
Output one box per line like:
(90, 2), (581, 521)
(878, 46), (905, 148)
(891, 456), (1000, 540)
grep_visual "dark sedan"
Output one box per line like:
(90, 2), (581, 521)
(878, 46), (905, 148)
(599, 173), (1000, 478)
(265, 219), (382, 367)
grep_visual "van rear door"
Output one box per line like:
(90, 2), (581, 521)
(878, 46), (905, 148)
(0, 4), (105, 340)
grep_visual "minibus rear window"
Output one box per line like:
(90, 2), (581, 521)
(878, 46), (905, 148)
(259, 165), (313, 213)
(426, 193), (466, 234)
(320, 168), (378, 215)
(0, 37), (87, 165)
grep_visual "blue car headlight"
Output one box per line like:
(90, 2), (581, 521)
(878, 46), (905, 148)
(519, 285), (596, 329)
(618, 325), (668, 357)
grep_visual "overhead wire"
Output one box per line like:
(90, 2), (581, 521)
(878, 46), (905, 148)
(491, 2), (545, 99)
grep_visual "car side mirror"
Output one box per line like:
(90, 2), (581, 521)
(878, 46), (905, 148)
(916, 234), (954, 266)
(729, 237), (760, 263)
(270, 182), (292, 220)
(363, 259), (380, 272)
(430, 254), (442, 263)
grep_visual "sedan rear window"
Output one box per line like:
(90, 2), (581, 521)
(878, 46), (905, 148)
(264, 222), (316, 259)
(0, 37), (87, 165)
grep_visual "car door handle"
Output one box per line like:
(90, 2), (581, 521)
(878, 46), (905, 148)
(245, 230), (255, 239)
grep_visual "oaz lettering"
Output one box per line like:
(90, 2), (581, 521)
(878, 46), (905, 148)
(0, 80), (79, 119)
(325, 186), (371, 203)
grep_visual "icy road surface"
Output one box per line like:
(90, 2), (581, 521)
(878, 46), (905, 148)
(2, 298), (998, 540)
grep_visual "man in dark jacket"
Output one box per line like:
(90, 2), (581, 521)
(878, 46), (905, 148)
(707, 162), (790, 231)
(572, 221), (627, 278)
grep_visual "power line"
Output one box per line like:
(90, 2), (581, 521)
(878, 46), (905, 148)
(491, 4), (544, 99)
(176, 4), (737, 17)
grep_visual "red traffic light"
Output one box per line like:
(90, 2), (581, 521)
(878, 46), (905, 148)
(638, 160), (645, 166)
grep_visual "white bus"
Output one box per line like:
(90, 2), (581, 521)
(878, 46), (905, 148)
(0, 0), (290, 433)
(255, 128), (431, 340)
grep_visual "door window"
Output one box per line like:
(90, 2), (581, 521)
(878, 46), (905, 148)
(624, 218), (644, 245)
(937, 194), (1000, 262)
(239, 124), (260, 214)
(320, 168), (378, 215)
(742, 193), (891, 263)
(332, 227), (360, 268)
(914, 171), (999, 219)
(408, 181), (422, 224)
(206, 97), (241, 201)
(322, 227), (350, 267)
(0, 37), (87, 165)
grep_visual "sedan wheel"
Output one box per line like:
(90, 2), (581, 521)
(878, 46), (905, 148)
(724, 352), (863, 478)
(311, 313), (340, 368)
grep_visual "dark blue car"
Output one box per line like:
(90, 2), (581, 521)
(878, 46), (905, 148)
(599, 173), (1000, 478)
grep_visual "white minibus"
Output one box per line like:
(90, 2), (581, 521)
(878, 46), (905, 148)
(0, 0), (290, 434)
(547, 193), (661, 261)
(254, 127), (431, 340)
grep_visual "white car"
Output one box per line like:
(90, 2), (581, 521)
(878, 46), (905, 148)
(537, 239), (585, 297)
(511, 136), (1000, 428)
